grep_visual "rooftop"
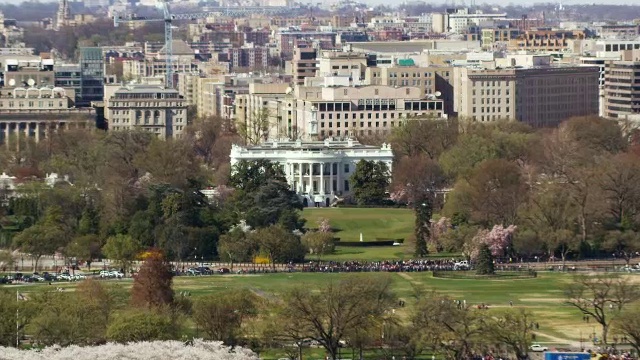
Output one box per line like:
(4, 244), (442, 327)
(235, 138), (392, 151)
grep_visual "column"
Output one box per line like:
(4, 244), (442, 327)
(320, 163), (324, 195)
(329, 161), (334, 194)
(336, 161), (341, 194)
(24, 122), (29, 139)
(15, 123), (20, 152)
(308, 162), (313, 195)
(35, 123), (40, 143)
(4, 123), (9, 148)
(298, 162), (303, 193)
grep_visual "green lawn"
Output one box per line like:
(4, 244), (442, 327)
(7, 271), (608, 348)
(302, 208), (415, 243)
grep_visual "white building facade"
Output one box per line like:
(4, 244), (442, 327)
(230, 139), (393, 207)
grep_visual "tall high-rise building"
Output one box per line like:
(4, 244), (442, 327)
(55, 0), (70, 31)
(79, 47), (104, 107)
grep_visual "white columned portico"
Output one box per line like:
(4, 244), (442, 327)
(308, 162), (313, 195)
(320, 163), (324, 195)
(298, 162), (303, 193)
(329, 161), (333, 193)
(337, 161), (341, 194)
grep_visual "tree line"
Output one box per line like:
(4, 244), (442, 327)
(387, 116), (640, 264)
(3, 254), (640, 360)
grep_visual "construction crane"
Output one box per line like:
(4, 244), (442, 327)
(113, 1), (291, 88)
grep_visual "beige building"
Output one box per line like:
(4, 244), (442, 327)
(0, 87), (95, 145)
(604, 50), (640, 119)
(454, 65), (599, 127)
(318, 51), (368, 81)
(364, 59), (455, 116)
(106, 85), (188, 139)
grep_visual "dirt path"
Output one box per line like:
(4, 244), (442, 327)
(535, 332), (583, 348)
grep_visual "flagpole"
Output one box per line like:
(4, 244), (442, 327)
(16, 290), (19, 348)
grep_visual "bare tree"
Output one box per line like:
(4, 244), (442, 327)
(238, 107), (272, 145)
(412, 292), (486, 360)
(482, 308), (534, 360)
(280, 275), (396, 360)
(564, 275), (640, 344)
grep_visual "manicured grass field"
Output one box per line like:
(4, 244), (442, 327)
(302, 207), (415, 242)
(8, 271), (623, 349)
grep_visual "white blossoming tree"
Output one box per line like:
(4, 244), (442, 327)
(0, 340), (258, 360)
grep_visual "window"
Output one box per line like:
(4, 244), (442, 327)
(344, 180), (350, 191)
(344, 164), (349, 173)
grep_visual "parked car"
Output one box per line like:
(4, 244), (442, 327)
(187, 268), (201, 276)
(530, 344), (548, 352)
(109, 271), (124, 278)
(75, 274), (87, 280)
(196, 266), (212, 275)
(99, 270), (111, 278)
(58, 273), (74, 281)
(217, 267), (230, 274)
(454, 260), (470, 270)
(32, 275), (46, 282)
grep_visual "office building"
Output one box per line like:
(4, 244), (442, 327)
(106, 84), (188, 139)
(79, 47), (104, 107)
(604, 50), (640, 119)
(291, 45), (318, 86)
(454, 63), (599, 127)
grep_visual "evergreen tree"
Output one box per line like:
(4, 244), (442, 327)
(475, 243), (495, 275)
(414, 201), (432, 258)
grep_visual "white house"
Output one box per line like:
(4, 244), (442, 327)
(230, 138), (393, 207)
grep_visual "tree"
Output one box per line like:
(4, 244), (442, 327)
(475, 244), (495, 275)
(439, 134), (497, 180)
(251, 225), (305, 268)
(414, 201), (432, 258)
(564, 275), (640, 344)
(130, 251), (174, 309)
(351, 160), (390, 206)
(0, 290), (33, 347)
(218, 225), (258, 263)
(614, 308), (640, 354)
(229, 160), (304, 230)
(102, 234), (141, 274)
(412, 292), (485, 360)
(30, 285), (111, 346)
(482, 308), (534, 360)
(192, 289), (259, 345)
(465, 159), (526, 226)
(238, 107), (271, 145)
(106, 309), (179, 343)
(391, 117), (458, 159)
(597, 153), (640, 228)
(603, 230), (640, 265)
(280, 275), (396, 360)
(301, 231), (335, 259)
(12, 206), (69, 271)
(133, 138), (203, 189)
(463, 225), (515, 264)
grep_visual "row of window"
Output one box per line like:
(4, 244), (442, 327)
(472, 106), (511, 114)
(320, 129), (389, 137)
(0, 101), (64, 108)
(320, 112), (403, 120)
(321, 121), (396, 128)
(473, 97), (510, 105)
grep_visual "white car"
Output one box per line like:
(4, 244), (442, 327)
(32, 275), (45, 282)
(99, 270), (111, 278)
(530, 344), (548, 352)
(58, 274), (74, 281)
(74, 274), (87, 280)
(454, 260), (470, 270)
(109, 271), (124, 278)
